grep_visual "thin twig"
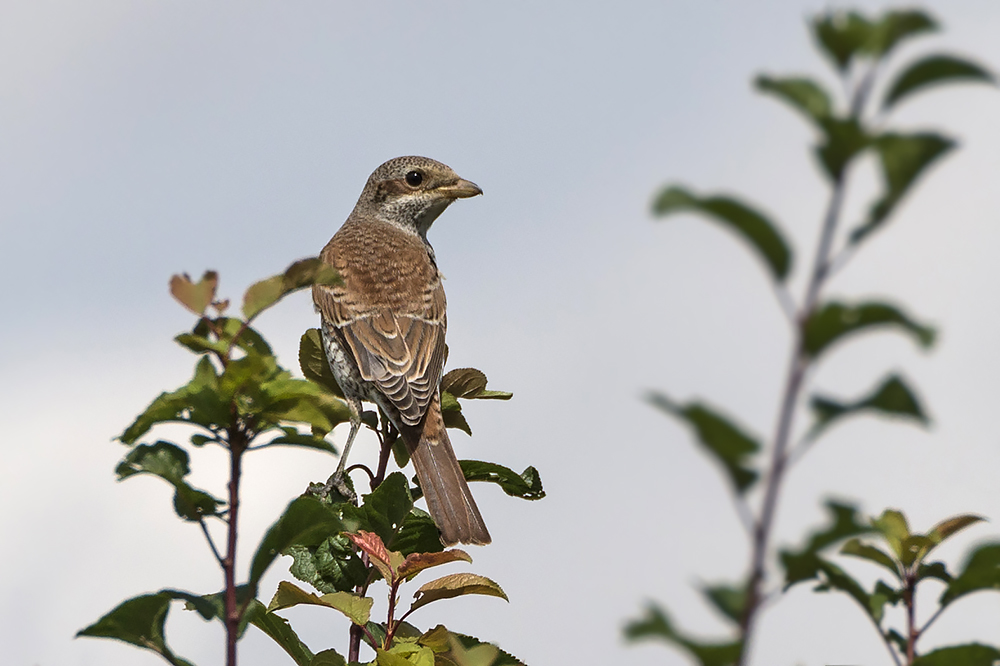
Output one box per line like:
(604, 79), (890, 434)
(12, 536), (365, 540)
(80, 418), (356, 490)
(199, 518), (225, 567)
(825, 242), (857, 280)
(346, 463), (376, 486)
(737, 168), (848, 665)
(918, 604), (946, 637)
(223, 425), (247, 666)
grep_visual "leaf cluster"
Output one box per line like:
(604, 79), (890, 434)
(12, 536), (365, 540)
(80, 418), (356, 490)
(82, 260), (539, 666)
(781, 507), (1000, 663)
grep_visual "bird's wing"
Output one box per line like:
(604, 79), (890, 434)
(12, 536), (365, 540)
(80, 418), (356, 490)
(313, 267), (447, 427)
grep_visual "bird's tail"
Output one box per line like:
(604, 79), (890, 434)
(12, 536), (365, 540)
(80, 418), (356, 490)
(403, 393), (491, 546)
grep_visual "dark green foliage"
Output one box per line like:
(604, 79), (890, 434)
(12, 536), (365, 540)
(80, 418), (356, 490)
(815, 117), (869, 181)
(635, 6), (996, 666)
(624, 604), (742, 666)
(86, 260), (538, 665)
(646, 393), (760, 494)
(249, 497), (346, 590)
(242, 258), (341, 321)
(442, 367), (514, 400)
(700, 583), (747, 625)
(78, 593), (197, 666)
(852, 132), (955, 243)
(940, 543), (1000, 607)
(651, 186), (791, 281)
(808, 374), (928, 440)
(755, 76), (832, 124)
(803, 301), (935, 359)
(884, 54), (995, 109)
(913, 644), (1000, 666)
(457, 461), (545, 500)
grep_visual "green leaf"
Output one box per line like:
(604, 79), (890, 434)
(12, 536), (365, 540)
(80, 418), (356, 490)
(884, 54), (994, 110)
(409, 573), (508, 613)
(457, 461), (545, 500)
(815, 117), (869, 181)
(872, 510), (911, 561)
(266, 580), (373, 626)
(646, 393), (760, 494)
(172, 484), (225, 522)
(377, 646), (434, 666)
(869, 580), (902, 624)
(913, 644), (1000, 666)
(260, 426), (337, 455)
(170, 271), (218, 317)
(174, 333), (230, 356)
(257, 376), (352, 436)
(811, 9), (936, 71)
(115, 442), (224, 521)
(781, 501), (872, 588)
(917, 561), (953, 583)
(866, 10), (937, 58)
(445, 632), (525, 666)
(441, 368), (513, 400)
(243, 257), (341, 321)
(841, 538), (900, 579)
(700, 583), (746, 626)
(929, 515), (986, 548)
(808, 374), (928, 440)
(941, 543), (1000, 607)
(755, 76), (833, 124)
(813, 558), (875, 620)
(77, 593), (196, 666)
(244, 599), (315, 666)
(298, 328), (345, 398)
(286, 533), (369, 595)
(310, 649), (347, 666)
(116, 441), (190, 484)
(623, 603), (742, 666)
(442, 400), (473, 436)
(811, 11), (873, 72)
(851, 133), (955, 244)
(804, 301), (935, 359)
(119, 356), (230, 445)
(341, 473), (417, 551)
(249, 496), (345, 590)
(651, 186), (791, 282)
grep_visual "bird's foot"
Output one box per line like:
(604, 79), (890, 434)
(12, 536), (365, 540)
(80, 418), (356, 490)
(319, 470), (357, 504)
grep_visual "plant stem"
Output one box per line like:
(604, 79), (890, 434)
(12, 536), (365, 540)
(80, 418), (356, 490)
(905, 573), (917, 665)
(348, 420), (396, 662)
(224, 428), (247, 666)
(737, 177), (846, 665)
(349, 624), (364, 662)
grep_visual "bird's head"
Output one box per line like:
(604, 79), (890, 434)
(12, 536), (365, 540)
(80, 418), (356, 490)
(358, 156), (482, 237)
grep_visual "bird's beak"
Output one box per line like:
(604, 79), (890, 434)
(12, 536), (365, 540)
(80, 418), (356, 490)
(436, 178), (483, 199)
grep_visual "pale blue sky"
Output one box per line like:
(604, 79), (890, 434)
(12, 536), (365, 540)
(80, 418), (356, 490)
(3, 2), (1000, 665)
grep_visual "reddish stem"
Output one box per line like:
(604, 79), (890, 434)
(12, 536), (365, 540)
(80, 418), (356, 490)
(224, 428), (246, 666)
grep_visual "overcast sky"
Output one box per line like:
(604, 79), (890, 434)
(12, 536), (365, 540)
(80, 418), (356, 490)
(3, 2), (1000, 665)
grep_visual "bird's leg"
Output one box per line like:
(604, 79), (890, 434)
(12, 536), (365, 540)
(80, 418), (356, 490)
(321, 399), (362, 502)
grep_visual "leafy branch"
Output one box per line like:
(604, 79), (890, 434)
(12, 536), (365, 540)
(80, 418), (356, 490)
(626, 8), (994, 666)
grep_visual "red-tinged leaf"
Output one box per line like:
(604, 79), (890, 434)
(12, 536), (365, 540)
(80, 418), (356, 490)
(169, 271), (218, 316)
(397, 549), (473, 580)
(346, 531), (403, 582)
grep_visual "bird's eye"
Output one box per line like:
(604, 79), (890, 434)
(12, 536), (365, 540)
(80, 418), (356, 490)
(405, 170), (423, 187)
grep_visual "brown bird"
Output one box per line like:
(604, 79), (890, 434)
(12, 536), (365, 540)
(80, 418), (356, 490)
(313, 156), (490, 546)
